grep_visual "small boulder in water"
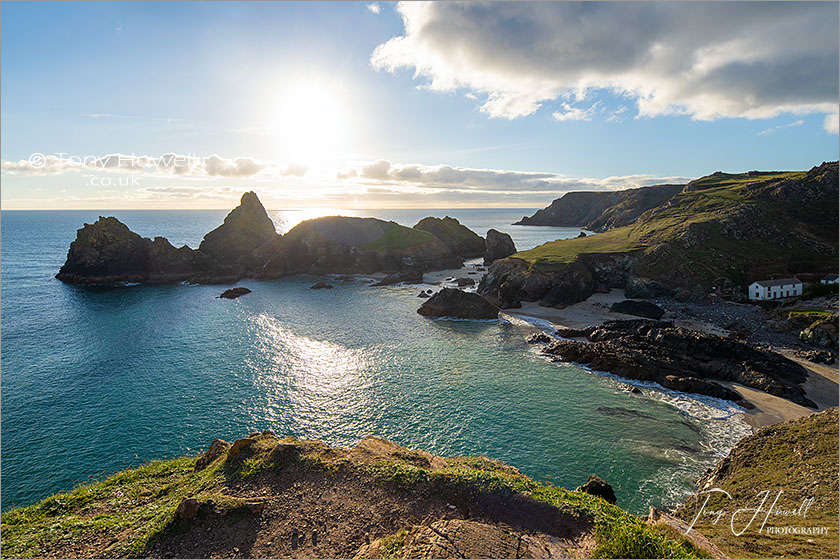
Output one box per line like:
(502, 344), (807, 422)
(418, 288), (499, 319)
(218, 287), (251, 299)
(526, 332), (553, 344)
(418, 291), (431, 298)
(455, 277), (475, 286)
(310, 282), (333, 290)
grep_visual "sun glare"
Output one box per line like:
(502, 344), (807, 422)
(270, 82), (351, 163)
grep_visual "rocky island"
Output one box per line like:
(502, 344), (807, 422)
(56, 193), (505, 286)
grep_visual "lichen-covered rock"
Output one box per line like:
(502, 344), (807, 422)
(483, 229), (516, 265)
(194, 439), (231, 471)
(413, 216), (485, 258)
(417, 288), (499, 319)
(198, 191), (278, 268)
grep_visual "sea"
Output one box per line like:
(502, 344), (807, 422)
(0, 208), (752, 514)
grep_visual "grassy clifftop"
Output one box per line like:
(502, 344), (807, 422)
(1, 433), (709, 559)
(513, 163), (838, 288)
(674, 407), (839, 559)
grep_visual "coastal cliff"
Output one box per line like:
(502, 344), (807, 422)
(0, 432), (710, 559)
(482, 162), (839, 308)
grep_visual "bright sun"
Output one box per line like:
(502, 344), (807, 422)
(270, 82), (350, 163)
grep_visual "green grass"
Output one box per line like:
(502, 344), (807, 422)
(2, 434), (711, 559)
(512, 169), (834, 286)
(362, 222), (441, 251)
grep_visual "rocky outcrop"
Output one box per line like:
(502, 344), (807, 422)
(546, 319), (815, 406)
(515, 184), (683, 231)
(478, 253), (632, 309)
(417, 288), (499, 319)
(198, 191), (278, 269)
(55, 217), (236, 284)
(413, 217), (485, 258)
(259, 217), (463, 278)
(575, 475), (617, 504)
(610, 300), (665, 319)
(372, 269), (424, 286)
(58, 194), (466, 285)
(483, 229), (516, 265)
(799, 315), (839, 349)
(218, 287), (251, 299)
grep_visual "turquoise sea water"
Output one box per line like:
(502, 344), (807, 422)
(0, 208), (751, 514)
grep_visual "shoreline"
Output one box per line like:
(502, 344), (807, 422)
(503, 288), (839, 430)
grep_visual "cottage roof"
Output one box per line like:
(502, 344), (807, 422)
(751, 278), (802, 288)
(822, 273), (839, 281)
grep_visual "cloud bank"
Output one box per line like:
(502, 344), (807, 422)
(371, 1), (839, 127)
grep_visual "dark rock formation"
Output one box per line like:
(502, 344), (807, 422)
(417, 288), (499, 319)
(260, 216), (462, 278)
(610, 300), (665, 319)
(310, 282), (333, 290)
(575, 475), (617, 504)
(413, 217), (485, 258)
(484, 229), (516, 265)
(577, 231), (587, 238)
(545, 320), (815, 406)
(55, 217), (234, 284)
(624, 275), (669, 298)
(418, 291), (431, 298)
(198, 191), (278, 269)
(515, 184), (683, 231)
(526, 332), (553, 344)
(218, 287), (251, 299)
(796, 349), (836, 364)
(372, 269), (424, 286)
(455, 277), (475, 286)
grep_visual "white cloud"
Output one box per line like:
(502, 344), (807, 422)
(552, 102), (600, 122)
(824, 113), (839, 134)
(371, 2), (838, 124)
(0, 152), (307, 179)
(367, 3), (380, 15)
(337, 159), (693, 194)
(757, 119), (804, 136)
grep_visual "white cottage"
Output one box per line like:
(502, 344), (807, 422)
(821, 273), (839, 284)
(748, 278), (803, 301)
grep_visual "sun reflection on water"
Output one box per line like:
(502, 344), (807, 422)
(245, 313), (374, 439)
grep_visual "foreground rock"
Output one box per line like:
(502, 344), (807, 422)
(417, 288), (499, 319)
(673, 407), (839, 559)
(799, 314), (839, 349)
(483, 229), (516, 265)
(546, 320), (815, 406)
(218, 287), (251, 299)
(610, 299), (665, 319)
(413, 216), (485, 258)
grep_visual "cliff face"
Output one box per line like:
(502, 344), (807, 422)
(0, 432), (710, 559)
(515, 183), (683, 232)
(57, 195), (475, 285)
(673, 407), (839, 560)
(486, 162), (839, 307)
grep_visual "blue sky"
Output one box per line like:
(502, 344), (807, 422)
(1, 1), (837, 209)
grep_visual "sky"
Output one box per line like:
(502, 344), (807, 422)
(1, 1), (838, 210)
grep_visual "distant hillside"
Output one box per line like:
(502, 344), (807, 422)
(480, 162), (839, 307)
(673, 407), (839, 559)
(515, 183), (684, 232)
